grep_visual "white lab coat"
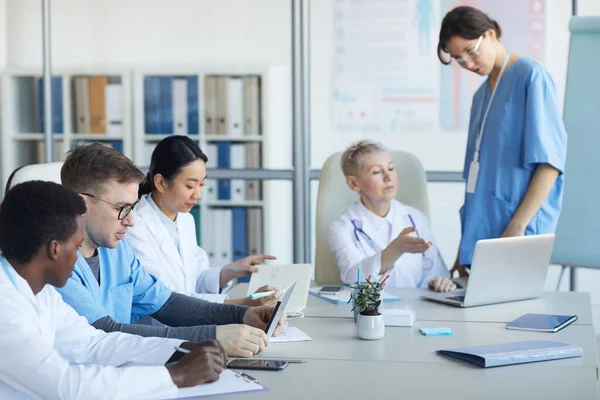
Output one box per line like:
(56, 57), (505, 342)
(0, 260), (183, 400)
(328, 200), (449, 288)
(126, 194), (228, 303)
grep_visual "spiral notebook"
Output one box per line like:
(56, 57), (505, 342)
(437, 340), (583, 368)
(165, 369), (268, 399)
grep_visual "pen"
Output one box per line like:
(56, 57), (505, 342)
(357, 267), (361, 284)
(249, 290), (275, 300)
(174, 346), (191, 354)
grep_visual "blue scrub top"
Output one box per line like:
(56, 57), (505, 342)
(460, 58), (567, 266)
(56, 239), (173, 324)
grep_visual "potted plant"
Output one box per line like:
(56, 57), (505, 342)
(349, 279), (385, 340)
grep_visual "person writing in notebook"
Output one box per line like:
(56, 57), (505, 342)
(55, 144), (286, 358)
(328, 140), (455, 292)
(437, 7), (566, 278)
(126, 135), (279, 307)
(0, 181), (227, 399)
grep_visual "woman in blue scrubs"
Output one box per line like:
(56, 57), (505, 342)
(437, 6), (567, 276)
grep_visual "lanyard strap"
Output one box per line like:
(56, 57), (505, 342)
(0, 255), (19, 291)
(474, 52), (510, 163)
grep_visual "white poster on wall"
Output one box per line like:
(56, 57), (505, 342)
(332, 0), (546, 133)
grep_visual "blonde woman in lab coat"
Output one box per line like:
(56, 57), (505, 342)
(127, 135), (278, 306)
(328, 140), (456, 292)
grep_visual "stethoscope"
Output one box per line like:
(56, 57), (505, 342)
(351, 215), (433, 270)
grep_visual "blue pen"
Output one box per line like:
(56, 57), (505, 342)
(249, 290), (275, 300)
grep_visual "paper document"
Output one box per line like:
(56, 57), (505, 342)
(309, 286), (401, 305)
(270, 327), (313, 343)
(165, 369), (267, 399)
(437, 340), (583, 368)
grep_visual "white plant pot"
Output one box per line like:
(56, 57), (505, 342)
(356, 313), (385, 340)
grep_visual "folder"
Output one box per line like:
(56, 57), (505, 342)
(227, 77), (244, 137)
(72, 77), (90, 133)
(216, 76), (228, 135)
(187, 76), (199, 135)
(309, 286), (401, 305)
(203, 143), (218, 202)
(243, 76), (260, 135)
(437, 340), (583, 368)
(245, 142), (261, 200)
(247, 264), (313, 313)
(217, 142), (231, 200)
(230, 143), (246, 202)
(173, 78), (188, 135)
(246, 208), (262, 256)
(37, 77), (64, 133)
(88, 76), (108, 134)
(164, 369), (267, 399)
(232, 208), (248, 260)
(160, 76), (174, 135)
(105, 82), (123, 136)
(143, 76), (161, 134)
(203, 76), (217, 136)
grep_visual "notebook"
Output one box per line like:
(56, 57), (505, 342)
(165, 369), (268, 399)
(309, 285), (401, 305)
(437, 340), (583, 368)
(505, 313), (578, 332)
(247, 264), (313, 314)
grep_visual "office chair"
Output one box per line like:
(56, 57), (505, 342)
(314, 150), (430, 284)
(5, 162), (64, 194)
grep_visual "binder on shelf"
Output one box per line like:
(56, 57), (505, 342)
(245, 142), (261, 201)
(72, 76), (90, 133)
(173, 78), (188, 135)
(216, 76), (228, 135)
(204, 76), (217, 136)
(202, 208), (217, 265)
(232, 208), (248, 260)
(160, 76), (174, 135)
(144, 76), (161, 134)
(187, 76), (199, 135)
(217, 142), (231, 200)
(190, 205), (202, 246)
(230, 143), (246, 202)
(203, 143), (218, 202)
(227, 76), (244, 137)
(88, 76), (108, 134)
(217, 209), (233, 266)
(105, 82), (123, 136)
(37, 76), (64, 133)
(243, 76), (260, 135)
(247, 208), (262, 256)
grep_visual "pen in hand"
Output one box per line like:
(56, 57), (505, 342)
(249, 290), (276, 300)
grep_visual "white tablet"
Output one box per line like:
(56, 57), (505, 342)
(264, 279), (296, 338)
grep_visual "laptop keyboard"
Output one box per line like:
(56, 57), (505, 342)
(447, 295), (465, 303)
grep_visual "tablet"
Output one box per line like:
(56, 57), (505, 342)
(264, 279), (296, 338)
(505, 313), (578, 333)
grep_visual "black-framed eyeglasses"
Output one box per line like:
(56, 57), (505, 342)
(81, 193), (139, 220)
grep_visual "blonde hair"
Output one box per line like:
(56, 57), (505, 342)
(340, 140), (388, 177)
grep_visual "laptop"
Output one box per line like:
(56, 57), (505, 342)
(421, 234), (555, 308)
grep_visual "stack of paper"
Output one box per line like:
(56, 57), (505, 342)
(309, 286), (401, 305)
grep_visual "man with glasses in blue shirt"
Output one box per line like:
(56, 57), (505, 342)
(57, 144), (286, 358)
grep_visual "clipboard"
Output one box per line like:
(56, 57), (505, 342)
(165, 369), (268, 399)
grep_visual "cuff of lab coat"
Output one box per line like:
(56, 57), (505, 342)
(197, 266), (223, 294)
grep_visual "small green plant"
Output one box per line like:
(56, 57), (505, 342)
(349, 279), (383, 316)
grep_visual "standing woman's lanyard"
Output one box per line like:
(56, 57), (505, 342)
(466, 53), (510, 194)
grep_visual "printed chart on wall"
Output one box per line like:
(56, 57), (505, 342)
(332, 0), (546, 133)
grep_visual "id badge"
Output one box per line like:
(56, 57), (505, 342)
(466, 160), (480, 194)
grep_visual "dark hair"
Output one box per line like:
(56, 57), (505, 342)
(0, 181), (86, 263)
(139, 135), (208, 197)
(61, 143), (145, 196)
(437, 6), (502, 65)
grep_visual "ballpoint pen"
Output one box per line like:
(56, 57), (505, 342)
(174, 346), (191, 354)
(249, 290), (276, 300)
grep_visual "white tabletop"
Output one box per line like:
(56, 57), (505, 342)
(219, 359), (598, 400)
(302, 288), (593, 325)
(260, 318), (598, 368)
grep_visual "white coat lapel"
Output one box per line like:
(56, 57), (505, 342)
(138, 196), (184, 273)
(348, 202), (382, 254)
(389, 200), (410, 243)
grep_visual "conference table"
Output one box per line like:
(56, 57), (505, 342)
(216, 286), (598, 399)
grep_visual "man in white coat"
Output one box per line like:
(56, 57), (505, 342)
(0, 181), (227, 399)
(328, 140), (456, 292)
